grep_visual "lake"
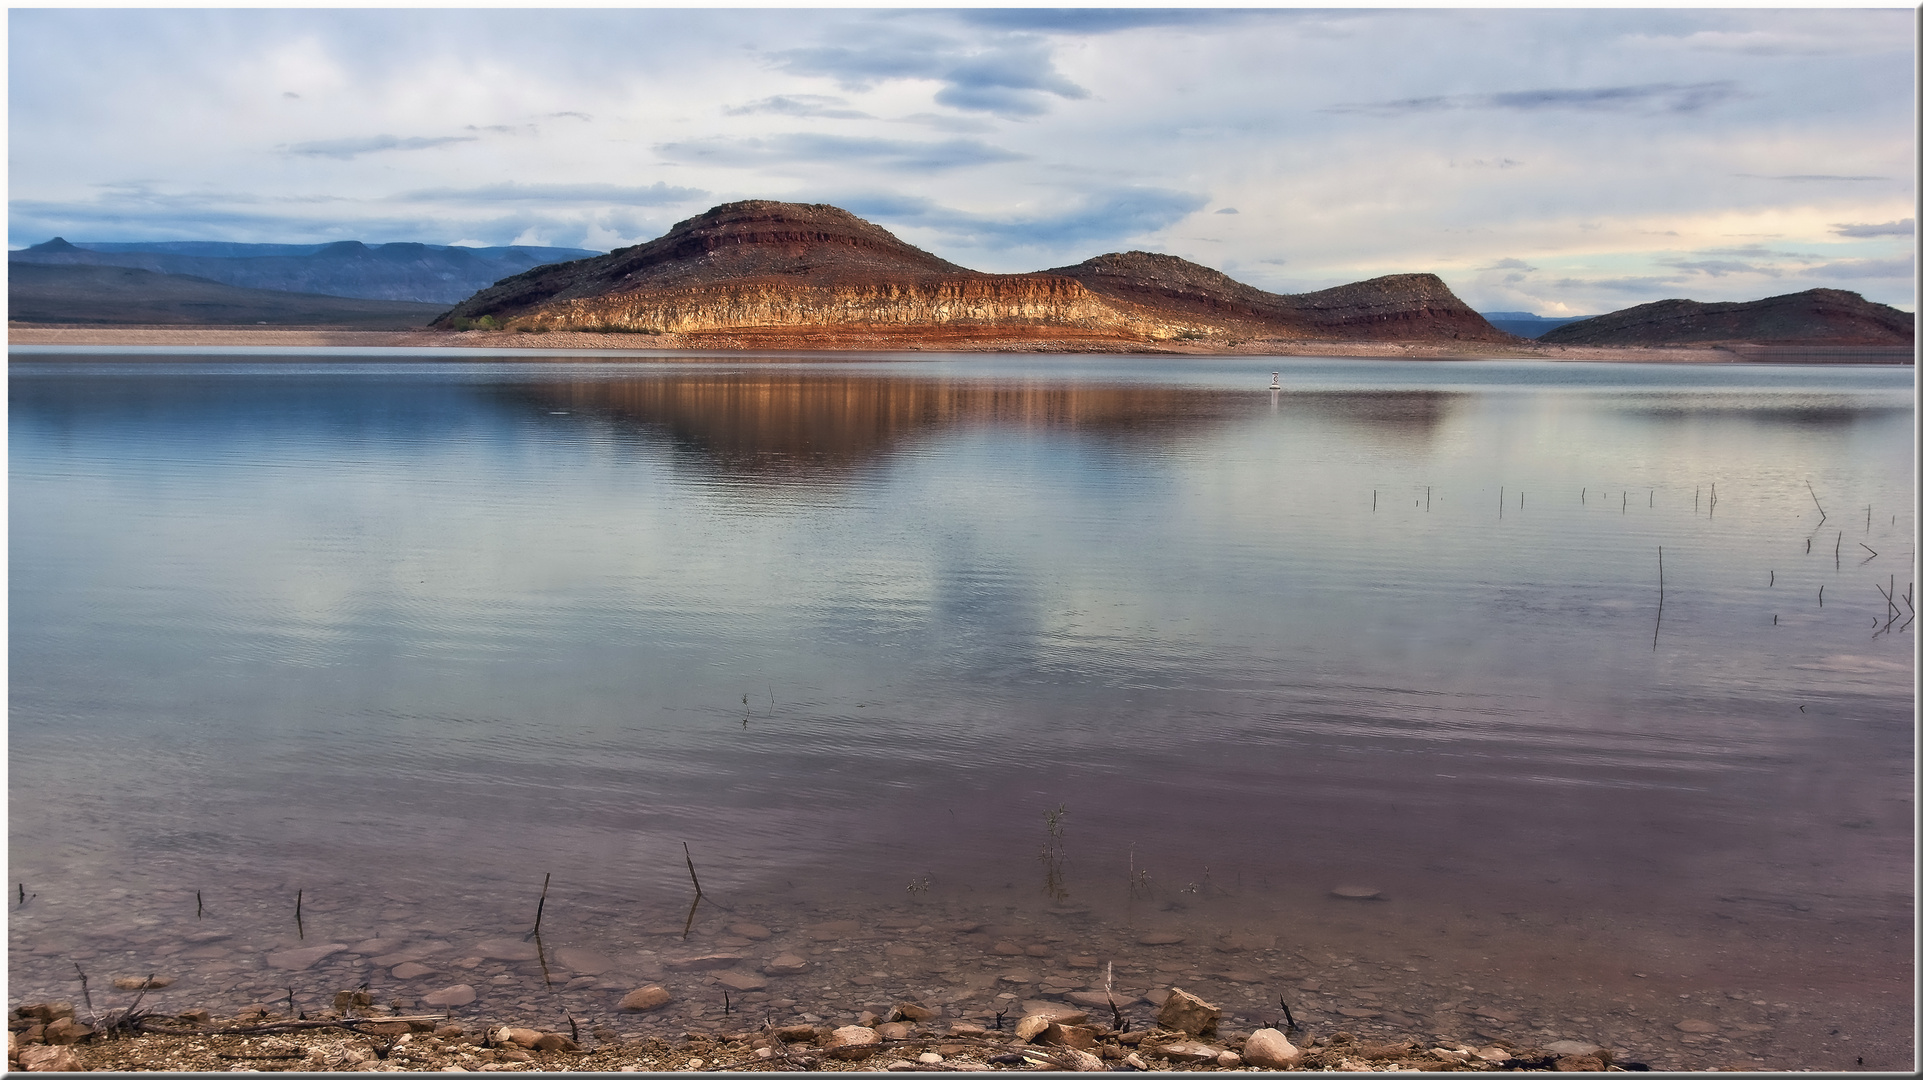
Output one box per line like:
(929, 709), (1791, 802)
(7, 352), (1914, 1070)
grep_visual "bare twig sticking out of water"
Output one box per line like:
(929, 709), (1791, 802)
(1807, 482), (1826, 522)
(1770, 570), (1774, 587)
(681, 841), (707, 939)
(1836, 533), (1842, 571)
(1861, 542), (1879, 562)
(1653, 546), (1665, 650)
(1499, 487), (1504, 518)
(295, 890), (303, 940)
(1649, 489), (1653, 508)
(1622, 490), (1626, 514)
(74, 963), (95, 1022)
(196, 890), (203, 918)
(525, 873), (551, 940)
(1373, 490), (1377, 511)
(1867, 505), (1872, 532)
(1520, 492), (1525, 509)
(723, 991), (732, 1016)
(1426, 486), (1431, 511)
(18, 884), (33, 908)
(1278, 994), (1299, 1033)
(1819, 585), (1824, 607)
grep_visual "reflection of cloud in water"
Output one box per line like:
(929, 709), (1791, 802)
(503, 374), (1243, 479)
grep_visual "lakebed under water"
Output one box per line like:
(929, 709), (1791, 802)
(7, 352), (1915, 1070)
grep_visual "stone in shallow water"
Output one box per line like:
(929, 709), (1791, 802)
(266, 944), (346, 971)
(1675, 1019), (1717, 1033)
(1545, 1040), (1603, 1057)
(1331, 885), (1384, 900)
(554, 947), (615, 975)
(664, 953), (745, 972)
(617, 985), (672, 1012)
(728, 922), (773, 940)
(763, 954), (810, 976)
(472, 938), (538, 962)
(1138, 932), (1184, 945)
(715, 970), (767, 992)
(422, 984), (477, 1007)
(390, 962), (435, 980)
(111, 976), (174, 991)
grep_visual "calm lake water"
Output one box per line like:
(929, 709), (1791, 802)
(8, 352), (1915, 1069)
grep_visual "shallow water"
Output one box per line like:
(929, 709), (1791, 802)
(8, 353), (1915, 1069)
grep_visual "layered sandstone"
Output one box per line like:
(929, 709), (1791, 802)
(436, 201), (1507, 346)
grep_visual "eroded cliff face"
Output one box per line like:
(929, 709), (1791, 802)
(510, 275), (1207, 341)
(437, 201), (1504, 346)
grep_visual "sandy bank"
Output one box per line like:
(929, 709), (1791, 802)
(12, 324), (1909, 363)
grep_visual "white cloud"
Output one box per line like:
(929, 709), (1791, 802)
(6, 8), (1913, 309)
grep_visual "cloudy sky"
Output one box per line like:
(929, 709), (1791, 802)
(8, 6), (1915, 314)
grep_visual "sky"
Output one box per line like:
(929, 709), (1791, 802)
(7, 6), (1916, 315)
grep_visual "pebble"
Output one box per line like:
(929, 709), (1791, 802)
(714, 971), (767, 992)
(727, 922), (773, 940)
(110, 977), (173, 991)
(1137, 932), (1184, 945)
(1243, 1028), (1302, 1068)
(1332, 885), (1384, 900)
(391, 963), (436, 980)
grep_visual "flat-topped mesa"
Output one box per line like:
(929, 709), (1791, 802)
(436, 200), (1503, 344)
(438, 201), (1193, 341)
(1540, 289), (1915, 346)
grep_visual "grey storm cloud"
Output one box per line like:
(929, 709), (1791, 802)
(1330, 81), (1743, 116)
(285, 134), (478, 159)
(1666, 259), (1782, 278)
(769, 37), (1088, 118)
(1736, 173), (1890, 182)
(1481, 258), (1537, 271)
(725, 95), (874, 120)
(1799, 256), (1913, 279)
(391, 182), (706, 206)
(1831, 218), (1914, 238)
(950, 9), (1253, 34)
(656, 134), (1027, 172)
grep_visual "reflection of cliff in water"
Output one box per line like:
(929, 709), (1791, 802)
(1280, 390), (1462, 447)
(502, 373), (1244, 477)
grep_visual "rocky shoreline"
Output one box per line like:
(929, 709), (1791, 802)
(10, 991), (1646, 1073)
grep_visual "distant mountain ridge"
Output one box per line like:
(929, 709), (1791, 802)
(1540, 289), (1913, 346)
(10, 238), (604, 305)
(437, 200), (1515, 346)
(8, 262), (447, 327)
(1477, 310), (1595, 339)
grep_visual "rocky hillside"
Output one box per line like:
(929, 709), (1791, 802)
(1540, 289), (1914, 346)
(437, 201), (1510, 347)
(10, 237), (603, 305)
(1048, 252), (1512, 342)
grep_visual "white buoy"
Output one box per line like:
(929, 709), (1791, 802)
(1269, 371), (1282, 390)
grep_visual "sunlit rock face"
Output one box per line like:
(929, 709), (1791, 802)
(435, 200), (1510, 347)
